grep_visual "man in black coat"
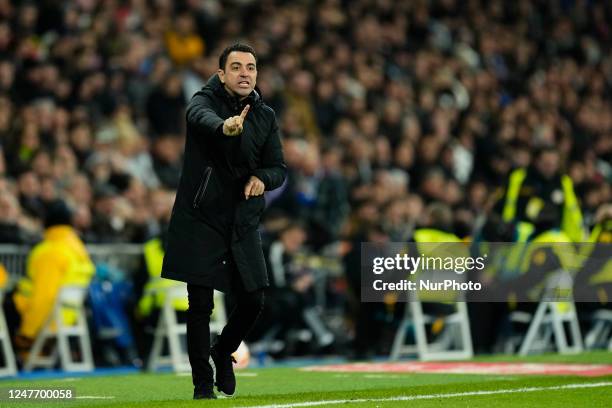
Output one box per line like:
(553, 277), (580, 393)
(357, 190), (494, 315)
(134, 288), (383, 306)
(161, 43), (286, 399)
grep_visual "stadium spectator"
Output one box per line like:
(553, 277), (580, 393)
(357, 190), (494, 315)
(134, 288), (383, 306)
(145, 71), (186, 137)
(496, 146), (585, 242)
(12, 200), (95, 357)
(165, 13), (205, 67)
(150, 135), (182, 189)
(132, 188), (183, 363)
(262, 221), (334, 353)
(0, 188), (36, 244)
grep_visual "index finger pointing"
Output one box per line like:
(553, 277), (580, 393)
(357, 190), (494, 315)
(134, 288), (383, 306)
(239, 104), (250, 122)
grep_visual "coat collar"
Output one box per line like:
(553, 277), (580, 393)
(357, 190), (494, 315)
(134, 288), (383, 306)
(204, 73), (262, 113)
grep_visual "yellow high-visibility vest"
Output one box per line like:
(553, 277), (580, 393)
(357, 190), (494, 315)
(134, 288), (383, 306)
(502, 168), (585, 242)
(137, 238), (189, 316)
(14, 226), (95, 338)
(584, 220), (612, 286)
(519, 230), (578, 274)
(0, 263), (8, 289)
(414, 229), (463, 244)
(518, 230), (578, 304)
(413, 228), (466, 302)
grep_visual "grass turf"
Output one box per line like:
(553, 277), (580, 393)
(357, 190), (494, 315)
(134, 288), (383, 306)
(1, 352), (612, 407)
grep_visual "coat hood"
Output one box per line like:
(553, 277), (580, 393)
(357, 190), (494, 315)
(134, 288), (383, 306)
(202, 73), (263, 112)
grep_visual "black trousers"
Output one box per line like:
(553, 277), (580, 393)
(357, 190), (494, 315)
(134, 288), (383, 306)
(186, 276), (264, 389)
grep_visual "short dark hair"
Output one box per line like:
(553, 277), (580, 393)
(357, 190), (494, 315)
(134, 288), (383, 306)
(219, 43), (257, 70)
(44, 200), (73, 228)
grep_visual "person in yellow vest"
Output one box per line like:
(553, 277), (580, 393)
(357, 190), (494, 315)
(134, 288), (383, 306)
(573, 204), (612, 346)
(413, 203), (464, 244)
(136, 236), (189, 319)
(132, 232), (190, 363)
(574, 204), (612, 309)
(498, 146), (585, 242)
(411, 203), (466, 334)
(12, 201), (95, 354)
(133, 189), (188, 361)
(504, 203), (578, 305)
(484, 204), (578, 353)
(413, 206), (466, 303)
(135, 189), (188, 317)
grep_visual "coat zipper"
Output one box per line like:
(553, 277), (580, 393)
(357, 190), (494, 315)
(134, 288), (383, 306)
(193, 166), (212, 209)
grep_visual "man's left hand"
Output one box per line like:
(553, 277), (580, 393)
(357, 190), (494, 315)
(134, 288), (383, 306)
(244, 176), (265, 199)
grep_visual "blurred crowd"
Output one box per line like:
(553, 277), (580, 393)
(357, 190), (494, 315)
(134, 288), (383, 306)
(0, 0), (611, 360)
(0, 0), (610, 247)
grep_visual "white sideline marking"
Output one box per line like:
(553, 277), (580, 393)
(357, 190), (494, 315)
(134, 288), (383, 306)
(363, 374), (402, 379)
(241, 381), (612, 408)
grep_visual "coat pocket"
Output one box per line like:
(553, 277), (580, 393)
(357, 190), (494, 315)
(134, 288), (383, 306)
(192, 166), (212, 209)
(233, 195), (266, 239)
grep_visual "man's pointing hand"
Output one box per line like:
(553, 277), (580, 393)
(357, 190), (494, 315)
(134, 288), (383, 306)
(223, 104), (250, 136)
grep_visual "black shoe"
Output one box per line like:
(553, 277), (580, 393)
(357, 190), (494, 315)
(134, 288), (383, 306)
(193, 385), (216, 400)
(210, 346), (236, 396)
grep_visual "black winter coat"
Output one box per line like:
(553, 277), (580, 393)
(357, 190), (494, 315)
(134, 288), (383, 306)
(161, 74), (286, 292)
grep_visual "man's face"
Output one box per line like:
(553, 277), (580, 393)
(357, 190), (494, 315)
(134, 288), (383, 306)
(535, 151), (560, 180)
(218, 51), (257, 99)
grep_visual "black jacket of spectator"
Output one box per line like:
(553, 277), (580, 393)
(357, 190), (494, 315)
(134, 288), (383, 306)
(162, 74), (286, 292)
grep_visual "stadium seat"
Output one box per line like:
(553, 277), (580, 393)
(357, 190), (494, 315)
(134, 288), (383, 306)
(583, 309), (612, 351)
(0, 290), (18, 377)
(390, 293), (473, 361)
(512, 271), (583, 355)
(513, 301), (583, 355)
(147, 285), (226, 372)
(23, 285), (94, 372)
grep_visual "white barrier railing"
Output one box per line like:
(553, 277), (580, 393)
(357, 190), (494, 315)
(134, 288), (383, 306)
(0, 244), (145, 289)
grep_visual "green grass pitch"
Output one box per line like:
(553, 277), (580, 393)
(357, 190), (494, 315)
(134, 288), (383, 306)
(1, 352), (612, 407)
